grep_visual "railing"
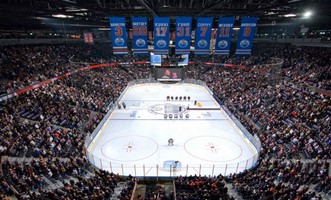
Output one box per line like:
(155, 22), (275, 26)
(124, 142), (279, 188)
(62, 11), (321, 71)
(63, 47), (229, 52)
(173, 179), (177, 200)
(84, 79), (261, 178)
(130, 179), (138, 200)
(85, 153), (260, 177)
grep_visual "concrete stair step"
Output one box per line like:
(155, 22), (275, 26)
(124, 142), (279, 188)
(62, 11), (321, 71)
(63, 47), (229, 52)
(225, 182), (243, 200)
(112, 182), (127, 199)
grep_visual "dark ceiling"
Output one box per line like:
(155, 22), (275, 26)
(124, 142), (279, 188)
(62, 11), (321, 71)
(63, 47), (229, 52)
(0, 0), (330, 30)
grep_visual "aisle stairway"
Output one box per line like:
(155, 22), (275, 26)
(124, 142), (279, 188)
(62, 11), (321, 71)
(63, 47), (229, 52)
(225, 182), (243, 200)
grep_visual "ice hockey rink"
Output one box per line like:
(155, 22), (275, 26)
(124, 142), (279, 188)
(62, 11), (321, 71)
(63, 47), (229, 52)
(86, 82), (259, 177)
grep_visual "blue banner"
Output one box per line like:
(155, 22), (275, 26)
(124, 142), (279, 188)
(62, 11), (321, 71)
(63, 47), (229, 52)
(194, 17), (213, 55)
(109, 17), (128, 55)
(131, 17), (148, 55)
(154, 17), (170, 55)
(235, 17), (258, 56)
(175, 17), (192, 54)
(214, 17), (235, 56)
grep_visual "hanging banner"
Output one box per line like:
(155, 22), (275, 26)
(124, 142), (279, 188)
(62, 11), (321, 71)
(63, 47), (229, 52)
(214, 17), (235, 55)
(175, 17), (192, 54)
(194, 17), (213, 55)
(109, 17), (128, 55)
(153, 17), (170, 55)
(235, 17), (258, 56)
(83, 32), (94, 44)
(131, 17), (148, 55)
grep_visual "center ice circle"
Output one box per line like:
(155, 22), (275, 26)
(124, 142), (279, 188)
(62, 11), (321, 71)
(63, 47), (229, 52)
(148, 103), (187, 115)
(101, 135), (158, 162)
(184, 136), (242, 162)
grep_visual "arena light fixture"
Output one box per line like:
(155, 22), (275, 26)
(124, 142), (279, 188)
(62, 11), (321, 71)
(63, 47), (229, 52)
(52, 14), (74, 18)
(61, 0), (76, 3)
(303, 11), (312, 18)
(66, 8), (88, 12)
(284, 14), (297, 17)
(163, 0), (170, 7)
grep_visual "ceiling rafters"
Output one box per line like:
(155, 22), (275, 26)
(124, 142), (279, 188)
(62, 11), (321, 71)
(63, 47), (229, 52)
(189, 0), (194, 8)
(137, 0), (157, 17)
(95, 0), (106, 8)
(0, 0), (330, 29)
(196, 0), (229, 17)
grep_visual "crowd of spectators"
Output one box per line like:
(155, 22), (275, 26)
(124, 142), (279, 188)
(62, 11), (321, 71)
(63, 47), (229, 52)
(185, 44), (330, 199)
(118, 174), (136, 200)
(231, 157), (329, 200)
(0, 44), (149, 199)
(0, 42), (330, 199)
(174, 174), (233, 200)
(279, 46), (331, 90)
(0, 44), (114, 95)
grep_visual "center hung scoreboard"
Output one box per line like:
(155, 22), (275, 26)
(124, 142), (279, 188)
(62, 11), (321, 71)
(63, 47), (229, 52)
(151, 54), (187, 82)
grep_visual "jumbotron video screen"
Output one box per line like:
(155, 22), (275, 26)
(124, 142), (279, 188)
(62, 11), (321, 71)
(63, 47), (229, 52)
(153, 68), (185, 82)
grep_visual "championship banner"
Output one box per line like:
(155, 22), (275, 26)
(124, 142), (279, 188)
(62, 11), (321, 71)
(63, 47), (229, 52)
(153, 17), (170, 54)
(109, 17), (128, 55)
(235, 17), (258, 56)
(214, 17), (235, 55)
(131, 17), (148, 55)
(175, 17), (192, 54)
(194, 17), (213, 55)
(84, 32), (94, 44)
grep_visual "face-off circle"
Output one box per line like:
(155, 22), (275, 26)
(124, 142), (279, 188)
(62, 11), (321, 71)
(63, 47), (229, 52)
(101, 135), (158, 162)
(184, 136), (243, 162)
(148, 103), (187, 115)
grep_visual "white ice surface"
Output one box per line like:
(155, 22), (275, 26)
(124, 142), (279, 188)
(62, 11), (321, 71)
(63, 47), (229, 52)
(87, 83), (258, 177)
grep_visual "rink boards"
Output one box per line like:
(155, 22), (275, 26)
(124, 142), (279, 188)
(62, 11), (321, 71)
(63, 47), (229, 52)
(86, 83), (259, 177)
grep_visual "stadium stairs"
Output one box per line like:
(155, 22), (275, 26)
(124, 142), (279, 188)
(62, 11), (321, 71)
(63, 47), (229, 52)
(225, 182), (244, 200)
(2, 156), (128, 199)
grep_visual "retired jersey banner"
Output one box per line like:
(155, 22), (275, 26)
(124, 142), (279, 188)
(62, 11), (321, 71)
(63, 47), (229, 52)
(153, 17), (170, 54)
(215, 17), (235, 55)
(131, 17), (148, 55)
(235, 17), (257, 56)
(175, 17), (192, 54)
(194, 17), (213, 55)
(109, 17), (128, 55)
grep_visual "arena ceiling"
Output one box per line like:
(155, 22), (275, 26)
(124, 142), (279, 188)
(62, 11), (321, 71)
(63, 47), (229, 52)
(0, 0), (330, 30)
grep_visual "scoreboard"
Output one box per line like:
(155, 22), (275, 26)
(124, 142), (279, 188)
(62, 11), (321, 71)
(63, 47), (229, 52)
(153, 68), (185, 82)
